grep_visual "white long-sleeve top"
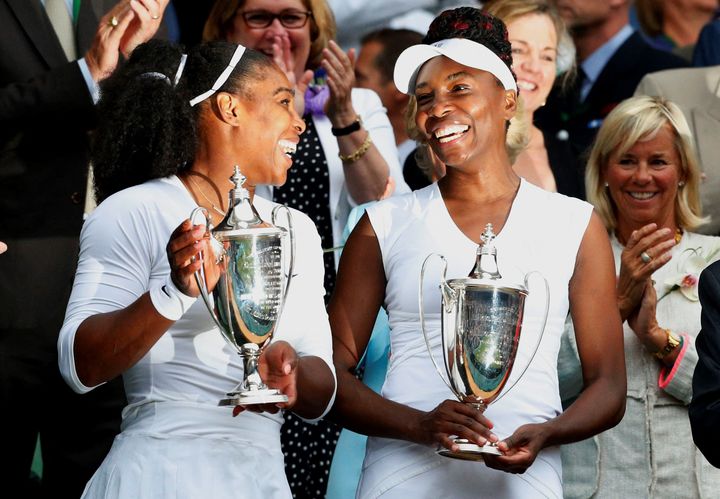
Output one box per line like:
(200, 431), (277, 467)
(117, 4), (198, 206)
(58, 175), (336, 433)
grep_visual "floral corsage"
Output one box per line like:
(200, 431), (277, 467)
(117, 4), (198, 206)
(659, 246), (720, 301)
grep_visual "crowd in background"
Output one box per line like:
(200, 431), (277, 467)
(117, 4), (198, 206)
(3, 0), (720, 498)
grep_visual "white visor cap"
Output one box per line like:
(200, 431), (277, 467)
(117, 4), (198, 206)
(393, 38), (517, 95)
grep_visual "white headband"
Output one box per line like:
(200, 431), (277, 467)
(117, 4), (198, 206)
(393, 38), (517, 95)
(189, 44), (246, 107)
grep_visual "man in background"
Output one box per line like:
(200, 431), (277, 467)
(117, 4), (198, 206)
(536, 0), (688, 199)
(0, 0), (168, 496)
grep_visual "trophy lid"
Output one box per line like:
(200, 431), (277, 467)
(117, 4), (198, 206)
(212, 166), (285, 239)
(447, 223), (527, 294)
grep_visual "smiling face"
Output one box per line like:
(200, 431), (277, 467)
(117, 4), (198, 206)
(234, 66), (306, 186)
(506, 13), (558, 114)
(227, 0), (312, 80)
(603, 124), (683, 234)
(413, 56), (516, 169)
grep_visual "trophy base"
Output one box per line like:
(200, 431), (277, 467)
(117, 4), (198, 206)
(219, 388), (288, 407)
(437, 439), (502, 461)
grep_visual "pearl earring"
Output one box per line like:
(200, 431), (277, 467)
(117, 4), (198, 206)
(604, 182), (609, 187)
(679, 181), (685, 187)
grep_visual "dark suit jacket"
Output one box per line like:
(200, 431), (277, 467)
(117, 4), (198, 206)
(535, 31), (688, 200)
(0, 0), (117, 239)
(690, 260), (720, 468)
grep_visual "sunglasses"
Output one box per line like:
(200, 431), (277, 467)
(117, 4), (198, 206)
(239, 9), (313, 29)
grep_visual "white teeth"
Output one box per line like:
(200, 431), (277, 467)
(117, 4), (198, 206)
(517, 80), (537, 91)
(629, 192), (656, 200)
(279, 140), (297, 156)
(434, 125), (469, 142)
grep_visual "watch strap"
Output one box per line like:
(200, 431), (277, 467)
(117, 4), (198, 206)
(331, 116), (362, 136)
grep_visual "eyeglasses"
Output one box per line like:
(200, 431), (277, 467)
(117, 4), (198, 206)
(240, 9), (313, 29)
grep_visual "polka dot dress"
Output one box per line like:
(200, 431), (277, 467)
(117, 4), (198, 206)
(273, 117), (341, 499)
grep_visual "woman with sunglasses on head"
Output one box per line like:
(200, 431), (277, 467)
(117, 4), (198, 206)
(57, 39), (335, 498)
(328, 8), (626, 498)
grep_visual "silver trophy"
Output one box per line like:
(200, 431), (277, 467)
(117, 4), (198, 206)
(419, 224), (548, 461)
(192, 166), (295, 406)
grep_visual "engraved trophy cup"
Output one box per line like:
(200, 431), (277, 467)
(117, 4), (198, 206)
(192, 166), (295, 406)
(419, 224), (549, 460)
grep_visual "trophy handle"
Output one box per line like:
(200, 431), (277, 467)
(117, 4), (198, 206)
(419, 253), (463, 400)
(271, 204), (295, 307)
(189, 207), (226, 334)
(493, 270), (550, 405)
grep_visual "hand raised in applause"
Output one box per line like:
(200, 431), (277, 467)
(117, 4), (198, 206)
(322, 40), (358, 127)
(484, 423), (549, 474)
(412, 400), (498, 452)
(269, 32), (314, 116)
(119, 0), (169, 58)
(165, 219), (224, 298)
(233, 340), (299, 416)
(627, 279), (668, 355)
(617, 223), (675, 320)
(85, 0), (168, 82)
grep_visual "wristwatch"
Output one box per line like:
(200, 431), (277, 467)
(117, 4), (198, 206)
(655, 329), (682, 360)
(331, 116), (362, 136)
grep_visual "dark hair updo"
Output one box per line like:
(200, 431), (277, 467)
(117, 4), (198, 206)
(423, 7), (516, 85)
(92, 39), (275, 202)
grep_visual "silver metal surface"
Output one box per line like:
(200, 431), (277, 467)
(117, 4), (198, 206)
(193, 166), (295, 406)
(419, 223), (549, 460)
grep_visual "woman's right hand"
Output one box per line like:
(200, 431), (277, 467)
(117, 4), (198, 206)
(166, 219), (223, 297)
(415, 400), (498, 452)
(270, 33), (313, 116)
(617, 223), (675, 320)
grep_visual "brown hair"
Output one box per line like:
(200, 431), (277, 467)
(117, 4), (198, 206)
(202, 0), (337, 69)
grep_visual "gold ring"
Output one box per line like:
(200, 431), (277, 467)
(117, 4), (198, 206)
(640, 251), (652, 264)
(108, 16), (119, 28)
(151, 14), (160, 20)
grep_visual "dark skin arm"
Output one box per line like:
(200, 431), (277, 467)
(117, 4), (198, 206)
(485, 213), (626, 473)
(328, 214), (498, 451)
(74, 220), (210, 386)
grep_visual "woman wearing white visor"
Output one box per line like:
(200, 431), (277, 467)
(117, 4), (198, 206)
(328, 7), (626, 498)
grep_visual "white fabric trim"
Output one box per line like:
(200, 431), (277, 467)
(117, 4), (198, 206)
(149, 273), (197, 321)
(394, 37), (517, 94)
(189, 44), (246, 107)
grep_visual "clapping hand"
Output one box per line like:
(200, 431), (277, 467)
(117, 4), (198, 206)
(322, 40), (357, 126)
(617, 223), (675, 320)
(85, 0), (168, 82)
(627, 280), (667, 354)
(269, 32), (313, 116)
(233, 341), (299, 416)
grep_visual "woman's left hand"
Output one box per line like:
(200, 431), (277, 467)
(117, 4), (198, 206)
(483, 423), (548, 474)
(627, 279), (667, 353)
(232, 341), (299, 416)
(322, 40), (357, 125)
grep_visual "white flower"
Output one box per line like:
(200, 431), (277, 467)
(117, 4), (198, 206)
(661, 247), (720, 302)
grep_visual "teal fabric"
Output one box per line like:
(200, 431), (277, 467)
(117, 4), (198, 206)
(325, 203), (391, 499)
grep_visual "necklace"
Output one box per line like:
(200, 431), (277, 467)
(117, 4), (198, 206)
(675, 227), (683, 244)
(184, 174), (226, 218)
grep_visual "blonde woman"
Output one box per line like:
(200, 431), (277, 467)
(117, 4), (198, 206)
(560, 95), (720, 498)
(483, 0), (578, 194)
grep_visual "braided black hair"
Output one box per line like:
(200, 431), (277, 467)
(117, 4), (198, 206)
(423, 7), (516, 84)
(91, 39), (275, 202)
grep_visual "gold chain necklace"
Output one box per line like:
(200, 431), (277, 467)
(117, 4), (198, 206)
(185, 174), (226, 218)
